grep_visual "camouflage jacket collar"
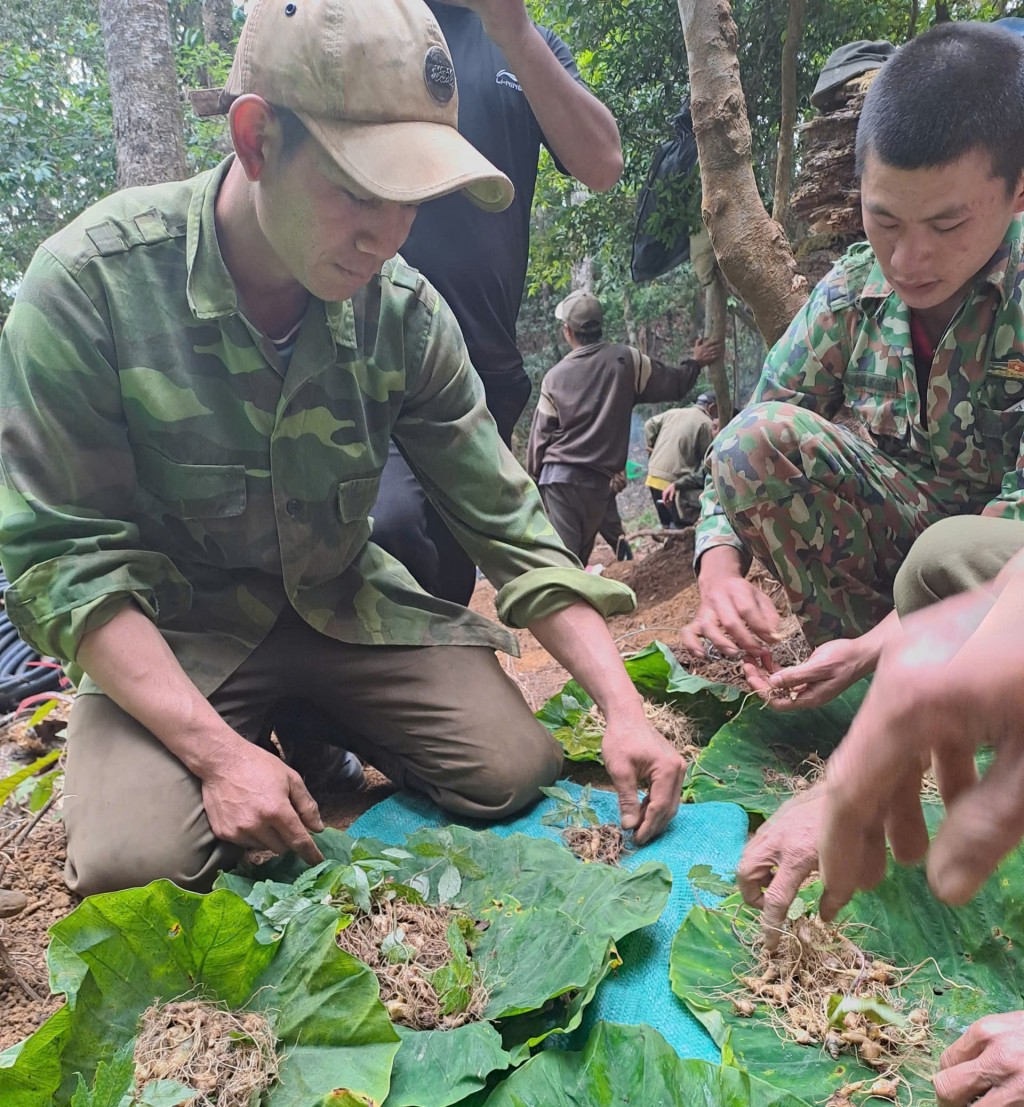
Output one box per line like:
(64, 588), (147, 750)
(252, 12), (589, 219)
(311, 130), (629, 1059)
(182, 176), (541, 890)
(184, 157), (357, 349)
(857, 216), (1024, 317)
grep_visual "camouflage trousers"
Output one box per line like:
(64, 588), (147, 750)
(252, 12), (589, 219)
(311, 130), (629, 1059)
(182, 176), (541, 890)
(709, 402), (993, 645)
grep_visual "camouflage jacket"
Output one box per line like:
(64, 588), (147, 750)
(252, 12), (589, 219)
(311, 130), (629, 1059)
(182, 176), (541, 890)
(695, 219), (1024, 563)
(0, 160), (634, 695)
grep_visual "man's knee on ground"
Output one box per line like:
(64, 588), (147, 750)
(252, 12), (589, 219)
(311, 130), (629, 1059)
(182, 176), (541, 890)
(65, 827), (237, 898)
(448, 722), (563, 819)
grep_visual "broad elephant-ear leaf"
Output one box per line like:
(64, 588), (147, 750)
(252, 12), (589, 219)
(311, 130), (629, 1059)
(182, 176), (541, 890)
(480, 1021), (811, 1106)
(7, 881), (399, 1107)
(223, 826), (672, 1107)
(670, 836), (1024, 1104)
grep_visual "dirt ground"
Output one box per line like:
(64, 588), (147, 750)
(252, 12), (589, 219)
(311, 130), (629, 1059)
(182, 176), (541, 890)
(0, 535), (790, 1052)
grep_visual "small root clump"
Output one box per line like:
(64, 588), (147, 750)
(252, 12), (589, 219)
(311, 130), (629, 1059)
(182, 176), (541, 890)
(133, 999), (279, 1107)
(727, 914), (936, 1096)
(563, 823), (627, 865)
(336, 899), (487, 1031)
(762, 753), (827, 797)
(584, 701), (700, 761)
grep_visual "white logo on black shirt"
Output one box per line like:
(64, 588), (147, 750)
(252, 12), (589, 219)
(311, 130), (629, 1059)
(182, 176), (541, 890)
(495, 69), (522, 91)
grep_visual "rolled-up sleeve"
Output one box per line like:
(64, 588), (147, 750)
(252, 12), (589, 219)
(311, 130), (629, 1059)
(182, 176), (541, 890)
(393, 286), (636, 625)
(0, 249), (192, 663)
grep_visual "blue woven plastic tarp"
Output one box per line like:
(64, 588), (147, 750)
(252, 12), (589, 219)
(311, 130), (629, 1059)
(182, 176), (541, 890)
(350, 782), (748, 1061)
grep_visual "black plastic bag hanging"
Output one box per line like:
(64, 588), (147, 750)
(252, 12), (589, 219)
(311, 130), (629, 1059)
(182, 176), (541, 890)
(630, 99), (703, 283)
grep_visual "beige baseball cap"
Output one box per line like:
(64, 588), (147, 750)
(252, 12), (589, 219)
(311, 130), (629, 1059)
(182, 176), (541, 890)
(555, 290), (603, 331)
(190, 0), (514, 212)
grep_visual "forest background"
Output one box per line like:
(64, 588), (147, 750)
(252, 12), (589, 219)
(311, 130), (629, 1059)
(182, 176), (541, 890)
(0, 0), (1016, 522)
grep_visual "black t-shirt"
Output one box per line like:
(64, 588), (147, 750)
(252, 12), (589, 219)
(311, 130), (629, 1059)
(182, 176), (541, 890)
(399, 3), (585, 384)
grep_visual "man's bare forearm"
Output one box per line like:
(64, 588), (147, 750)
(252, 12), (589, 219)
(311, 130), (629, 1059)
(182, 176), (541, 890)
(76, 604), (243, 778)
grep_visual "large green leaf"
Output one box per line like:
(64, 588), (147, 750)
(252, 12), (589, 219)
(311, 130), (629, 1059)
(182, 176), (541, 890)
(535, 640), (741, 762)
(0, 1004), (71, 1106)
(14, 881), (398, 1107)
(481, 1021), (811, 1107)
(222, 827), (672, 1106)
(683, 680), (869, 820)
(670, 843), (1024, 1104)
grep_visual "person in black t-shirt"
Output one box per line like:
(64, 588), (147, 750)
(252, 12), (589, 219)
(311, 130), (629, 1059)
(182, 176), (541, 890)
(370, 0), (623, 604)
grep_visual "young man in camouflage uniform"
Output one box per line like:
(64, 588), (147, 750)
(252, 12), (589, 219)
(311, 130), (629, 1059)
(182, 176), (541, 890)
(0, 0), (684, 896)
(682, 23), (1024, 711)
(527, 290), (720, 563)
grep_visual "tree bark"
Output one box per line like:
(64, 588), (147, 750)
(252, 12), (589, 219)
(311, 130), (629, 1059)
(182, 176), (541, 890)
(676, 0), (808, 347)
(906, 0), (920, 41)
(100, 0), (188, 188)
(704, 266), (733, 421)
(203, 0), (235, 51)
(771, 0), (806, 227)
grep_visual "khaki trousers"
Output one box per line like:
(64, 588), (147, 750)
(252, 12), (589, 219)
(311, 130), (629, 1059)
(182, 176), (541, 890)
(894, 515), (1024, 615)
(63, 604), (562, 895)
(539, 482), (610, 564)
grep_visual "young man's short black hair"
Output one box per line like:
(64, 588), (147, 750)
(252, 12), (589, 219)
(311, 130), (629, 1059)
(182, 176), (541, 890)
(572, 326), (602, 343)
(855, 22), (1024, 192)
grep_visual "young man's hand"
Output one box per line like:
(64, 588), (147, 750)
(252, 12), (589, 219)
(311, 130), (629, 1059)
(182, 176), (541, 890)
(736, 786), (825, 949)
(661, 483), (677, 507)
(743, 638), (868, 711)
(935, 1012), (1024, 1107)
(601, 712), (684, 844)
(440, 0), (531, 46)
(681, 547), (779, 661)
(200, 740), (325, 865)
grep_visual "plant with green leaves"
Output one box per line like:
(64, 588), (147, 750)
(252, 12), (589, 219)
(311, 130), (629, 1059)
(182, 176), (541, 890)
(539, 783), (600, 829)
(217, 825), (672, 1107)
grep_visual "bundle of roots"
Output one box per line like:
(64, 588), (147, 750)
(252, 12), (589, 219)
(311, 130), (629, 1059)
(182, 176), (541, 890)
(133, 999), (279, 1107)
(562, 823), (627, 865)
(336, 898), (487, 1031)
(729, 914), (934, 1100)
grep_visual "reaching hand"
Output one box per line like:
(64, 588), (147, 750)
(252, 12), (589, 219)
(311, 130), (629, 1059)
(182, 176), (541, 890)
(601, 713), (684, 845)
(935, 1012), (1024, 1107)
(743, 638), (869, 711)
(736, 786), (825, 949)
(691, 337), (724, 367)
(681, 574), (780, 663)
(661, 483), (677, 507)
(201, 740), (325, 866)
(439, 0), (530, 44)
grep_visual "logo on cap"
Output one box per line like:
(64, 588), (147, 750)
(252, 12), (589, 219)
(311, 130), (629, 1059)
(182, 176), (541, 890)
(424, 46), (455, 104)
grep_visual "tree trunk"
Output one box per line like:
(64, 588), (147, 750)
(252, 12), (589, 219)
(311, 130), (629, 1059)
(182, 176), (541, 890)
(100, 0), (188, 188)
(676, 0), (808, 347)
(571, 255), (594, 293)
(771, 0), (806, 227)
(203, 0), (235, 51)
(704, 267), (733, 421)
(906, 0), (920, 40)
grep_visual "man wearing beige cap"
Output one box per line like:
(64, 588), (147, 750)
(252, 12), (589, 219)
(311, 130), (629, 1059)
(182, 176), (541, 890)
(0, 0), (684, 895)
(528, 290), (721, 563)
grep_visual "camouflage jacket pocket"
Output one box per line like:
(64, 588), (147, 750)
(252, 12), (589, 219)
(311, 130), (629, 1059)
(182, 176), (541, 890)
(843, 370), (909, 441)
(134, 445), (247, 519)
(336, 475), (380, 524)
(976, 404), (1024, 474)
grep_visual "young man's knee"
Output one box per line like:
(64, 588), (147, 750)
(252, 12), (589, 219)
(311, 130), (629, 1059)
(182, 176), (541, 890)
(710, 401), (808, 503)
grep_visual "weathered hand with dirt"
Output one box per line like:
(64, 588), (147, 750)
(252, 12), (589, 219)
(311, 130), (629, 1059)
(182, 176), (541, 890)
(743, 637), (869, 711)
(737, 785), (825, 949)
(682, 548), (780, 663)
(601, 715), (683, 845)
(201, 740), (325, 865)
(935, 1011), (1024, 1106)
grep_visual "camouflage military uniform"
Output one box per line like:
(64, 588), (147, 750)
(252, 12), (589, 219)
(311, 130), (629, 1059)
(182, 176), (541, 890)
(0, 161), (634, 891)
(695, 221), (1024, 644)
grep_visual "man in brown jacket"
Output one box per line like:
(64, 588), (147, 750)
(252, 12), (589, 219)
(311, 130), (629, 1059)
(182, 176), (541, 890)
(527, 290), (720, 562)
(645, 393), (718, 528)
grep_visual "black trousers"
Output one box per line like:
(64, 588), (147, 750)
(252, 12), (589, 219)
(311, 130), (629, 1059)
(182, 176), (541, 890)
(371, 373), (531, 605)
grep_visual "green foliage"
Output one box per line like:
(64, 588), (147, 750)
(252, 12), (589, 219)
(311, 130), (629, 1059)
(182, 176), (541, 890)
(539, 782), (601, 828)
(0, 881), (400, 1107)
(0, 749), (62, 808)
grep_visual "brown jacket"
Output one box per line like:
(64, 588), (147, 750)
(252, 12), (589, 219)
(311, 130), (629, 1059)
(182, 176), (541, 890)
(527, 341), (698, 480)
